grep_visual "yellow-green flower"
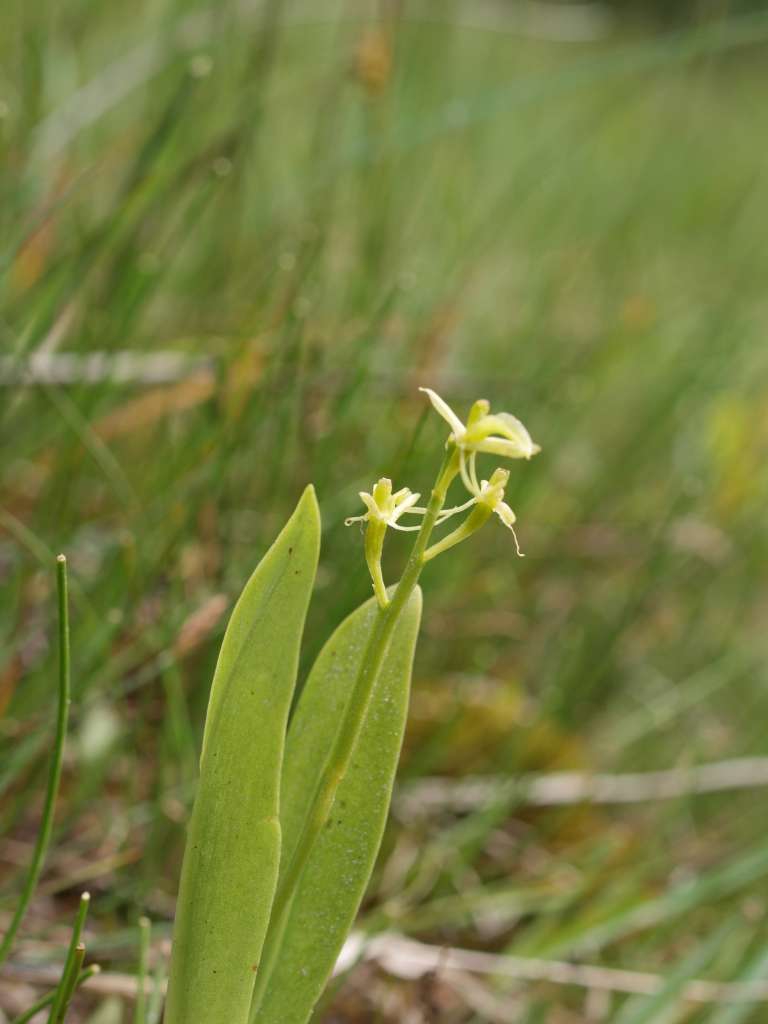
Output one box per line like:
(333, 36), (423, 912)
(474, 468), (523, 554)
(420, 387), (539, 497)
(346, 393), (539, 597)
(420, 387), (539, 460)
(344, 478), (424, 532)
(424, 467), (525, 561)
(345, 478), (426, 608)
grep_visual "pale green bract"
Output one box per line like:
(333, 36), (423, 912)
(164, 486), (320, 1024)
(250, 587), (422, 1022)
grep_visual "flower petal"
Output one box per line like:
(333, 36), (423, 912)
(473, 436), (539, 460)
(390, 491), (422, 522)
(495, 412), (540, 457)
(495, 501), (517, 527)
(419, 387), (466, 438)
(466, 398), (490, 428)
(359, 492), (379, 516)
(469, 413), (538, 457)
(372, 478), (393, 505)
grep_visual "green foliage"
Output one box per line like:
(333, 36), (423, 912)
(167, 484), (427, 1023)
(0, 557), (70, 968)
(164, 488), (320, 1024)
(252, 588), (422, 1022)
(614, 921), (733, 1024)
(47, 893), (93, 1024)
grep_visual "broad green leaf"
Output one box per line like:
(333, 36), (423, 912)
(251, 587), (422, 1024)
(164, 486), (320, 1024)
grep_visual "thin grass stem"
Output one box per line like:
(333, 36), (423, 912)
(10, 966), (100, 1024)
(54, 943), (85, 1022)
(133, 916), (151, 1024)
(146, 954), (167, 1024)
(47, 893), (90, 1024)
(0, 555), (71, 968)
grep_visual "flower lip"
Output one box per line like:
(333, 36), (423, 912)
(476, 468), (523, 554)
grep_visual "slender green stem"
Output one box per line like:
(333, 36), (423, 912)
(364, 521), (389, 609)
(133, 917), (151, 1024)
(47, 892), (90, 1024)
(10, 966), (100, 1024)
(53, 943), (85, 1022)
(0, 555), (71, 968)
(146, 954), (167, 1024)
(250, 449), (457, 1017)
(424, 503), (493, 562)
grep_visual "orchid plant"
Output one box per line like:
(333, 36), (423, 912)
(161, 388), (539, 1024)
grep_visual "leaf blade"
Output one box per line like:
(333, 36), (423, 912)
(165, 485), (321, 1024)
(252, 587), (422, 1023)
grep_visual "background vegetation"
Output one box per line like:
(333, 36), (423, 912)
(2, 0), (768, 1020)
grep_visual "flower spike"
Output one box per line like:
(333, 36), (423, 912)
(346, 390), (539, 600)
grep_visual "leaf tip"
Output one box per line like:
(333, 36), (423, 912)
(296, 483), (321, 528)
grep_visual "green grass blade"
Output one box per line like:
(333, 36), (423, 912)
(251, 587), (422, 1023)
(512, 840), (768, 960)
(164, 485), (320, 1024)
(614, 920), (733, 1024)
(11, 966), (100, 1024)
(47, 892), (91, 1024)
(702, 940), (768, 1024)
(133, 916), (151, 1024)
(54, 943), (85, 1022)
(0, 554), (71, 967)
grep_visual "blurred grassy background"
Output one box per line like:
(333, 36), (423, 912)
(2, 0), (768, 1020)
